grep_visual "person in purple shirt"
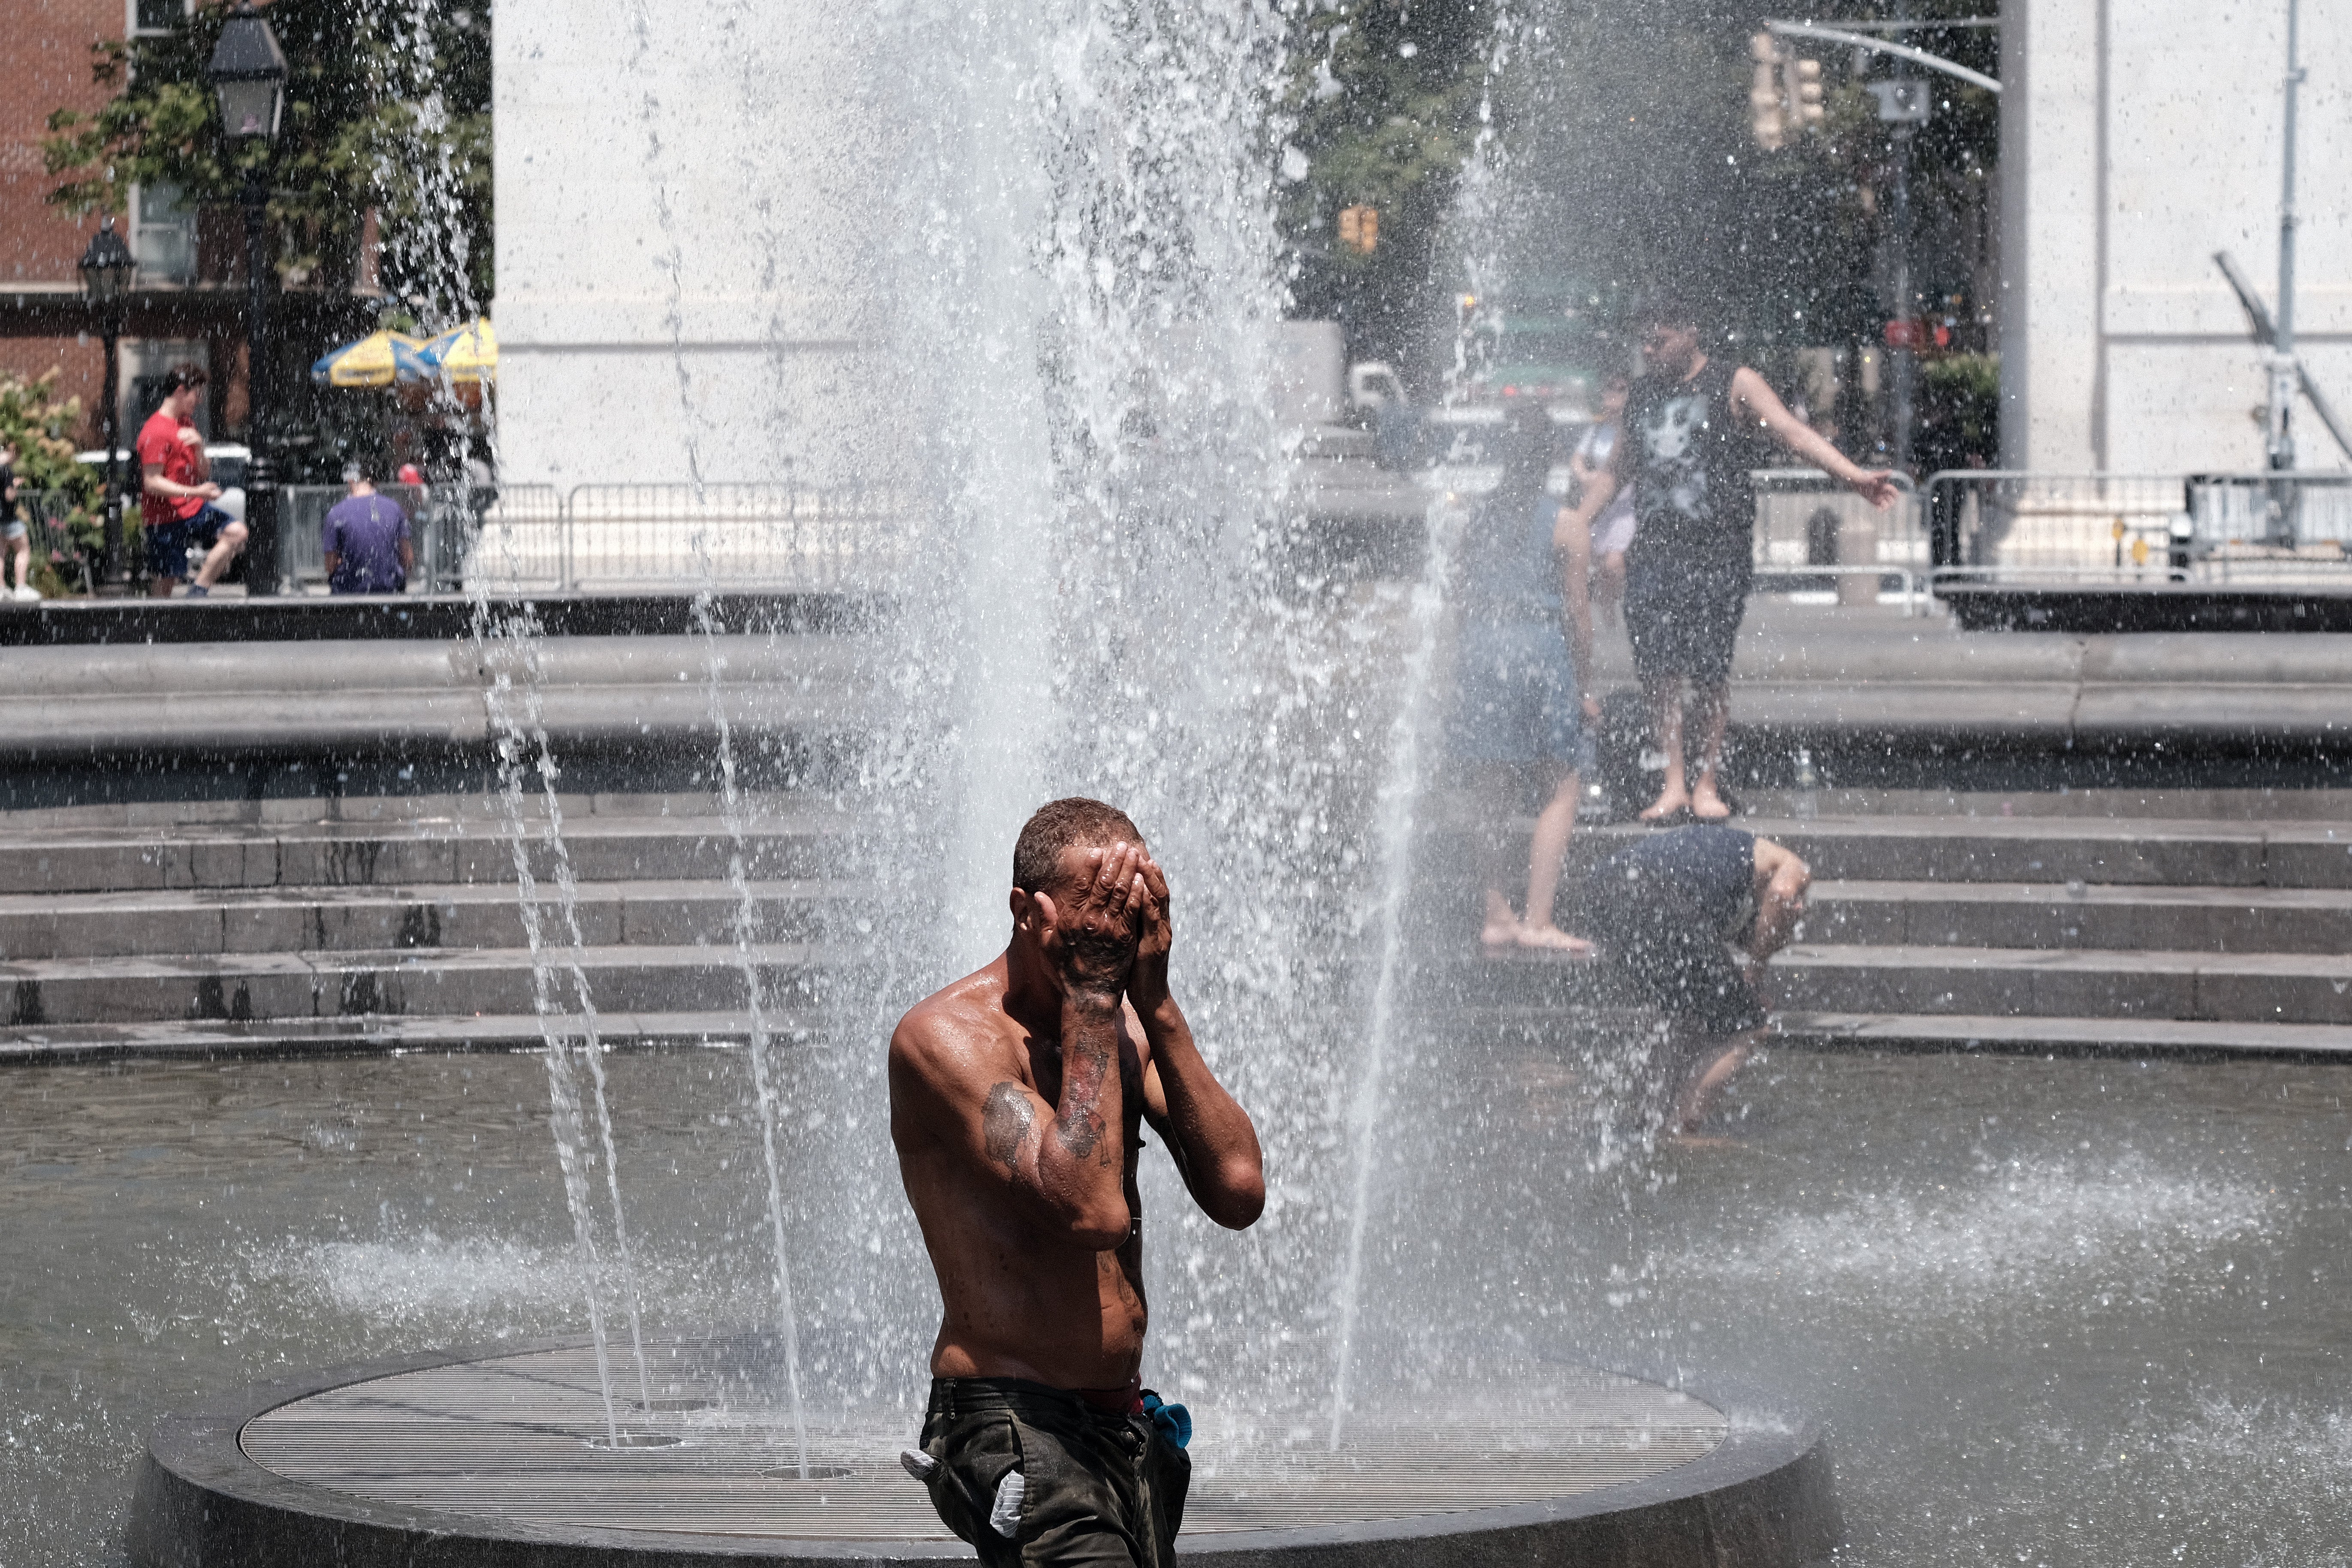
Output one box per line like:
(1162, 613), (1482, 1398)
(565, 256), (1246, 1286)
(322, 463), (413, 594)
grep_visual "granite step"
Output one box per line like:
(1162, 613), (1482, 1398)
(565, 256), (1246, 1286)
(1429, 815), (2352, 891)
(0, 943), (874, 1028)
(0, 879), (862, 961)
(0, 1009), (824, 1063)
(1803, 880), (2352, 954)
(1428, 943), (2352, 1027)
(0, 814), (870, 895)
(1772, 943), (2352, 1025)
(1448, 1006), (2352, 1060)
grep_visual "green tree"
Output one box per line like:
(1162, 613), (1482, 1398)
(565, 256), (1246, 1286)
(0, 371), (106, 592)
(1279, 0), (1496, 381)
(43, 1), (493, 320)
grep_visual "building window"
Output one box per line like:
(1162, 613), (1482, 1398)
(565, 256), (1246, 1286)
(131, 183), (197, 286)
(130, 0), (190, 35)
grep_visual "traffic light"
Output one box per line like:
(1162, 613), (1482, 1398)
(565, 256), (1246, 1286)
(1748, 32), (1786, 150)
(1337, 205), (1378, 255)
(1787, 57), (1824, 133)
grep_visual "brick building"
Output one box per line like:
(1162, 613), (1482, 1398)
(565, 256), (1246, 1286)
(1, 0), (378, 449)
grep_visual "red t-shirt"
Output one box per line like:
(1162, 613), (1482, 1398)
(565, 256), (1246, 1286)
(136, 410), (205, 529)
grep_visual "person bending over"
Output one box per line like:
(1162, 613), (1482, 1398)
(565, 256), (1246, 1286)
(1562, 300), (1896, 822)
(1581, 823), (1810, 1133)
(889, 797), (1265, 1568)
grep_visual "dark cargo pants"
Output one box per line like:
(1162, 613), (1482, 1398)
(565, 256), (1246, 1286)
(912, 1377), (1190, 1568)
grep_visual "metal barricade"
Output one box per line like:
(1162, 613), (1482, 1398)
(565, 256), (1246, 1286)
(2182, 472), (2352, 574)
(20, 490), (94, 594)
(1749, 468), (1925, 611)
(562, 483), (907, 592)
(456, 484), (568, 595)
(1926, 471), (2352, 587)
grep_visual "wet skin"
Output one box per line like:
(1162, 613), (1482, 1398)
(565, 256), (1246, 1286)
(889, 841), (1265, 1393)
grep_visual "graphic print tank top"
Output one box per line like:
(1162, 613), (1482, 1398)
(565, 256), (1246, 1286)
(1621, 357), (1758, 576)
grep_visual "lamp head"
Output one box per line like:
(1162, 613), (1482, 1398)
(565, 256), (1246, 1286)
(207, 4), (289, 144)
(77, 216), (136, 306)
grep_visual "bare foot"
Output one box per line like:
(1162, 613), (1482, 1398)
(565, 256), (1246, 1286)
(1665, 1130), (1740, 1150)
(1480, 918), (1520, 949)
(1515, 924), (1594, 955)
(1691, 779), (1733, 821)
(1638, 791), (1689, 823)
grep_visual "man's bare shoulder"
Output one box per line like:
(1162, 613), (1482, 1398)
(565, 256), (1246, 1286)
(890, 961), (1024, 1089)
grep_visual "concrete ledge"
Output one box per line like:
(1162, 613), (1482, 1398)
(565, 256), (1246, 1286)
(1773, 1011), (2352, 1059)
(0, 591), (882, 647)
(1941, 585), (2352, 634)
(130, 1341), (1839, 1568)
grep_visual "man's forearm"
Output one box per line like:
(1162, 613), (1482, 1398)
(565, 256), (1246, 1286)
(1775, 420), (1866, 486)
(1030, 993), (1128, 1247)
(1137, 997), (1263, 1227)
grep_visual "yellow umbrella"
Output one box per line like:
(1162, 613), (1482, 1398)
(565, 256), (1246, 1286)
(310, 330), (428, 389)
(418, 319), (498, 385)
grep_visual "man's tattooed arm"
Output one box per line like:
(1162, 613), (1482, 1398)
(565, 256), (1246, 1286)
(983, 1081), (1034, 1169)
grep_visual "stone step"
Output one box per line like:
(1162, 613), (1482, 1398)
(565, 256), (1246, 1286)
(0, 1009), (821, 1063)
(1450, 1006), (2352, 1060)
(0, 879), (860, 961)
(0, 943), (860, 1028)
(1428, 815), (2352, 892)
(1772, 943), (2352, 1025)
(0, 815), (868, 895)
(1433, 943), (2352, 1026)
(1803, 880), (2352, 954)
(1756, 816), (2352, 889)
(1770, 1011), (2352, 1058)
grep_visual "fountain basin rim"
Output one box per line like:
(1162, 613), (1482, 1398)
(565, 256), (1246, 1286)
(133, 1335), (1837, 1566)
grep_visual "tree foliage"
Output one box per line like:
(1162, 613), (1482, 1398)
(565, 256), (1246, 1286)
(43, 1), (493, 318)
(0, 371), (106, 588)
(1279, 0), (1496, 377)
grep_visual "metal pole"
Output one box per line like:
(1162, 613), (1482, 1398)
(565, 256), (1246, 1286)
(2262, 0), (2302, 541)
(98, 320), (127, 595)
(1883, 0), (1918, 475)
(241, 171), (279, 596)
(1890, 121), (1917, 474)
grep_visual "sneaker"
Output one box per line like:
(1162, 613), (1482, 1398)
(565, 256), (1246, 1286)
(10, 583), (37, 602)
(184, 584), (209, 599)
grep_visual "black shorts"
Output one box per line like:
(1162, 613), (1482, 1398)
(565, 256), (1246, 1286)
(1623, 554), (1749, 683)
(912, 1378), (1190, 1568)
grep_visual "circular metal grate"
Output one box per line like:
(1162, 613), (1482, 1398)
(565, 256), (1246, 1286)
(241, 1340), (1727, 1540)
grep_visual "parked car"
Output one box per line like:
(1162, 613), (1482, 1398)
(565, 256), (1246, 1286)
(78, 443), (252, 495)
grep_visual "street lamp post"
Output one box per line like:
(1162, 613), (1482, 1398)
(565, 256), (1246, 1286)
(206, 3), (288, 598)
(76, 217), (136, 595)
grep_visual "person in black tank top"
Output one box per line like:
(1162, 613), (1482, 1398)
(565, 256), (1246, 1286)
(1561, 299), (1899, 825)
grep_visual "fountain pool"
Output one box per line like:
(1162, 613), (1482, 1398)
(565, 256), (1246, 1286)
(7, 1042), (2349, 1566)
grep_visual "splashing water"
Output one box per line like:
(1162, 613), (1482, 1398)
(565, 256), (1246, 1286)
(369, 0), (657, 1435)
(1326, 5), (1530, 1448)
(840, 0), (1392, 1418)
(631, 0), (813, 1469)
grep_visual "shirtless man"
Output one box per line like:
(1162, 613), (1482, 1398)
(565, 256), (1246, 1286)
(889, 797), (1264, 1568)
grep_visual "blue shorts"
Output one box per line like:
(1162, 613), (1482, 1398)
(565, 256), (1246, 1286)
(146, 504), (236, 580)
(1448, 616), (1594, 771)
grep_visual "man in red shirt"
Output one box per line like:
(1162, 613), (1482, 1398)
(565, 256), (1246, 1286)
(138, 363), (243, 597)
